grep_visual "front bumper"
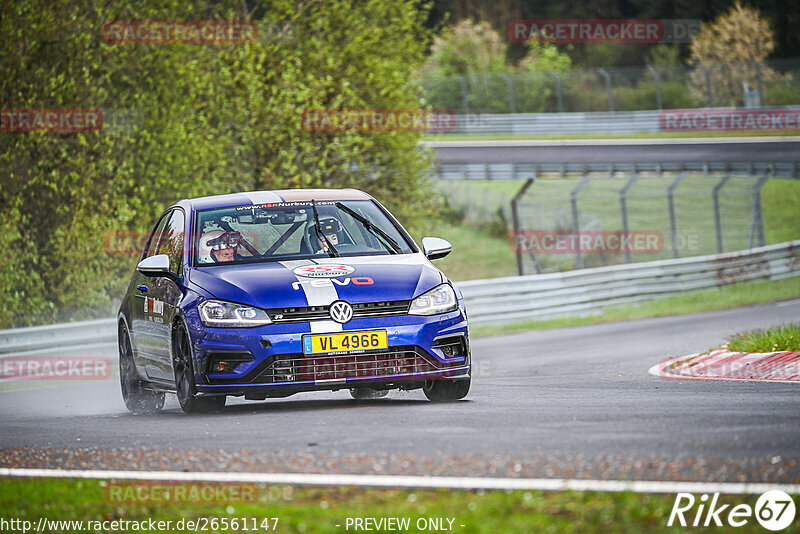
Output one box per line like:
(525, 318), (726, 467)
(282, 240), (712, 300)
(185, 308), (470, 396)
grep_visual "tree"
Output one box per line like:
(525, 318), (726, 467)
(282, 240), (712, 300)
(422, 19), (507, 77)
(689, 2), (778, 107)
(0, 0), (438, 327)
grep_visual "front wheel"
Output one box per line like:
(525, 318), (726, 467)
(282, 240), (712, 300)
(173, 322), (226, 414)
(119, 323), (164, 414)
(423, 377), (470, 402)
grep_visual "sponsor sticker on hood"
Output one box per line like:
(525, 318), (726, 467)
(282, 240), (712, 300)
(292, 264), (355, 278)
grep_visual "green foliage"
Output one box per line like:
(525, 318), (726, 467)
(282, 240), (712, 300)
(0, 0), (436, 328)
(646, 45), (683, 68)
(689, 2), (779, 107)
(421, 19), (507, 77)
(516, 41), (572, 73)
(728, 323), (800, 352)
(421, 18), (572, 113)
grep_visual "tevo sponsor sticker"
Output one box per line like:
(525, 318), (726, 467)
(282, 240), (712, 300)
(293, 265), (355, 277)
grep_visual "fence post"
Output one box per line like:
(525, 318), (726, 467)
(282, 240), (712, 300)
(646, 66), (663, 110)
(571, 174), (593, 269)
(712, 174), (731, 253)
(547, 71), (564, 113)
(597, 68), (614, 112)
(500, 73), (516, 113)
(466, 183), (474, 221)
(748, 173), (771, 249)
(455, 75), (470, 115)
(696, 63), (713, 108)
(667, 172), (687, 258)
(620, 172), (640, 263)
(512, 178), (536, 276)
(749, 60), (765, 107)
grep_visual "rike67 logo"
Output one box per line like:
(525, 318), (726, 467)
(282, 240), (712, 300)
(668, 490), (796, 530)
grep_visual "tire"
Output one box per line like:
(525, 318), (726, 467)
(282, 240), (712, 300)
(423, 377), (470, 402)
(349, 387), (389, 400)
(173, 322), (226, 414)
(119, 322), (165, 414)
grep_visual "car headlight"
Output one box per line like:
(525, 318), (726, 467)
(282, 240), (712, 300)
(198, 299), (272, 328)
(408, 284), (458, 316)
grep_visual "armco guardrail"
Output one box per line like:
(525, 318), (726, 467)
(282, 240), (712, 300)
(459, 240), (800, 325)
(446, 107), (800, 135)
(1, 240), (798, 352)
(0, 318), (117, 355)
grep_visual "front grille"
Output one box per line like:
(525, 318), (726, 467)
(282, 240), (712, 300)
(251, 346), (463, 383)
(266, 300), (409, 323)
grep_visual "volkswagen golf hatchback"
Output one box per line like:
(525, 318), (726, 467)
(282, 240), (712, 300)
(118, 189), (471, 413)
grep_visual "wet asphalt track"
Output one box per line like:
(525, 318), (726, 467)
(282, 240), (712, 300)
(1, 299), (798, 482)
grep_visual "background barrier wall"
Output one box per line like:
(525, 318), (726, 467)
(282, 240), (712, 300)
(1, 240), (797, 351)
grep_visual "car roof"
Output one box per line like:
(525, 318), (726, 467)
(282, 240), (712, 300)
(177, 189), (374, 212)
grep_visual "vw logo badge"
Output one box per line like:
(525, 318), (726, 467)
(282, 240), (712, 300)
(329, 300), (353, 324)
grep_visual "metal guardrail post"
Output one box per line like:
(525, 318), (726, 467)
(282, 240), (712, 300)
(713, 174), (731, 253)
(646, 66), (663, 110)
(547, 71), (564, 113)
(597, 68), (614, 112)
(696, 63), (713, 107)
(455, 75), (470, 115)
(667, 172), (688, 258)
(749, 60), (765, 108)
(620, 172), (641, 263)
(570, 174), (593, 269)
(748, 173), (771, 249)
(500, 73), (516, 113)
(512, 178), (536, 276)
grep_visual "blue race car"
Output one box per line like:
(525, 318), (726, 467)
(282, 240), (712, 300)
(118, 189), (471, 413)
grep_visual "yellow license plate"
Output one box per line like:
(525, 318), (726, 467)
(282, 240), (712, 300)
(303, 330), (388, 354)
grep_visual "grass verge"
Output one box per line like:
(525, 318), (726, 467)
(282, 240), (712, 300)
(0, 477), (770, 533)
(728, 323), (800, 353)
(471, 276), (800, 338)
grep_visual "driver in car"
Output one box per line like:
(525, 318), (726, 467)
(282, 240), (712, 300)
(199, 230), (240, 263)
(313, 217), (341, 254)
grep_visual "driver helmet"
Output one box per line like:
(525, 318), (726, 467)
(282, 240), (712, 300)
(309, 217), (342, 248)
(198, 230), (241, 263)
(312, 216), (341, 237)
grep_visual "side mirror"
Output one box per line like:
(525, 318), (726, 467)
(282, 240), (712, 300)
(137, 254), (177, 280)
(421, 237), (452, 260)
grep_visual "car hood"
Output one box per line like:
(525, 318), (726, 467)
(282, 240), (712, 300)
(188, 254), (445, 309)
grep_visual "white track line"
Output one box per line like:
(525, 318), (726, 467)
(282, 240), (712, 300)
(1, 468), (798, 495)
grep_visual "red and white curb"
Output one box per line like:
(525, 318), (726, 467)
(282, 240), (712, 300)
(1, 468), (799, 495)
(649, 347), (800, 383)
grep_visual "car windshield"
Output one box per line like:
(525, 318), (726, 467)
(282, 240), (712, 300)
(194, 200), (415, 266)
